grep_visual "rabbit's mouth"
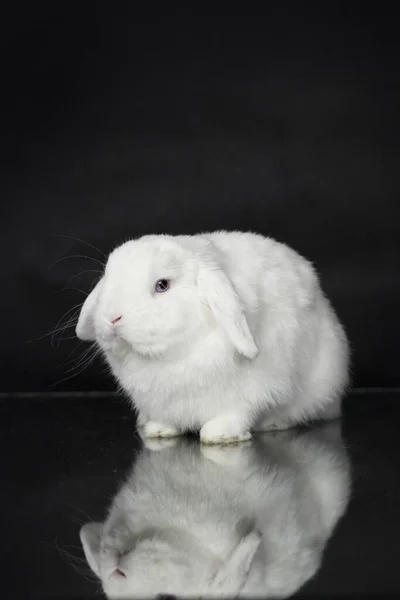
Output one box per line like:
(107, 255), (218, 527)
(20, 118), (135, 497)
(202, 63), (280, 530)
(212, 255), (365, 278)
(99, 333), (131, 355)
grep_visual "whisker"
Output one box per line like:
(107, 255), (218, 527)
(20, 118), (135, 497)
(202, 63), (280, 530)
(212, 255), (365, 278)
(62, 343), (94, 368)
(51, 538), (98, 582)
(52, 322), (79, 347)
(49, 254), (106, 270)
(55, 320), (80, 347)
(91, 275), (103, 288)
(52, 345), (100, 387)
(63, 345), (94, 371)
(65, 269), (104, 287)
(27, 326), (66, 345)
(60, 501), (96, 523)
(51, 303), (84, 347)
(59, 342), (84, 366)
(52, 287), (89, 297)
(71, 350), (100, 375)
(54, 303), (83, 330)
(26, 310), (82, 345)
(49, 234), (107, 259)
(64, 344), (98, 372)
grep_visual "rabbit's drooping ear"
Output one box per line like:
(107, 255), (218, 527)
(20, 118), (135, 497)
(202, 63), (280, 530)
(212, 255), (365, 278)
(80, 522), (103, 578)
(198, 264), (258, 359)
(76, 278), (104, 341)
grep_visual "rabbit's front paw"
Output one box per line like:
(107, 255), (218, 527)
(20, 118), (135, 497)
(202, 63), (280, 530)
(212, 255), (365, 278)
(141, 421), (181, 439)
(200, 416), (252, 445)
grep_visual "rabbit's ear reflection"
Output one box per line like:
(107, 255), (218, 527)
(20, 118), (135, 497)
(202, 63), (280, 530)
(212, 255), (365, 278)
(79, 522), (103, 578)
(80, 422), (351, 599)
(209, 529), (262, 595)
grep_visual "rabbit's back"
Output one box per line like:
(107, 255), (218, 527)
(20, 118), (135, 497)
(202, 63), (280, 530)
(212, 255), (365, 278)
(203, 230), (320, 313)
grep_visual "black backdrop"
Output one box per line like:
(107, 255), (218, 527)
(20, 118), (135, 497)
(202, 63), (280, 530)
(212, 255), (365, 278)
(2, 5), (399, 392)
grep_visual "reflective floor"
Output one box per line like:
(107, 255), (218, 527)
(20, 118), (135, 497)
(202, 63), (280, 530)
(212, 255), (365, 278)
(1, 391), (399, 599)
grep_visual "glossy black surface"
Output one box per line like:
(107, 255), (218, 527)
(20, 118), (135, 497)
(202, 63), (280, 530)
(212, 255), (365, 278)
(1, 391), (399, 598)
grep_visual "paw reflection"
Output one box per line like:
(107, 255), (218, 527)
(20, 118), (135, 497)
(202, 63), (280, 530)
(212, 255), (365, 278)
(142, 437), (179, 452)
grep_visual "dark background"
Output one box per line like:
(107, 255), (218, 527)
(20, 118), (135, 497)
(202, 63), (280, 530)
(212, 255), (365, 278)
(2, 5), (399, 393)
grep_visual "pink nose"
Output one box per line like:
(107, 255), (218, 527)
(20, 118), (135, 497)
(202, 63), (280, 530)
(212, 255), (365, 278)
(110, 315), (122, 325)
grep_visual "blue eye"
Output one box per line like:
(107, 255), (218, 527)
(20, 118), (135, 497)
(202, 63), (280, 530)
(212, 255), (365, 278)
(155, 279), (170, 293)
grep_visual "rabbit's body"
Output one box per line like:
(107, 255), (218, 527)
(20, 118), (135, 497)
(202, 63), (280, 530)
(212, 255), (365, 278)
(76, 231), (349, 443)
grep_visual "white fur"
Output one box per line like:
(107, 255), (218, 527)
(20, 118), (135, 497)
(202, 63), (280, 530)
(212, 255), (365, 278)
(76, 231), (349, 442)
(80, 424), (351, 598)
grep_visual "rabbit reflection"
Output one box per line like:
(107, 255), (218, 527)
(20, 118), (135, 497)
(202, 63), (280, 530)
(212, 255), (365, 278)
(80, 423), (350, 599)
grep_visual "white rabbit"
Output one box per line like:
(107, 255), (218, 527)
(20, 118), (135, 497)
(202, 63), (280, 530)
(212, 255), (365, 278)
(80, 423), (351, 599)
(76, 231), (349, 443)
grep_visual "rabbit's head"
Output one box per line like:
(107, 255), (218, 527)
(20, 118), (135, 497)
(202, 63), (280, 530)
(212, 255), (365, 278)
(76, 235), (258, 359)
(80, 521), (261, 599)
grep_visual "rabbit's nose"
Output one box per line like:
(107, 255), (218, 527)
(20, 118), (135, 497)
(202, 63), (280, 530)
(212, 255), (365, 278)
(109, 567), (126, 579)
(111, 315), (122, 325)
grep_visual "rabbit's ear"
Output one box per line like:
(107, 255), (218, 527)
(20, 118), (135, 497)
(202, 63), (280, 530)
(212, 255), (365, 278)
(80, 522), (103, 578)
(210, 529), (261, 594)
(76, 278), (104, 341)
(198, 264), (258, 359)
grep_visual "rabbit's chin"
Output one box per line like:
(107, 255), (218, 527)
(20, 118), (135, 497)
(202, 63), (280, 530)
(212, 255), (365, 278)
(98, 336), (131, 355)
(99, 335), (178, 360)
(129, 341), (175, 358)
